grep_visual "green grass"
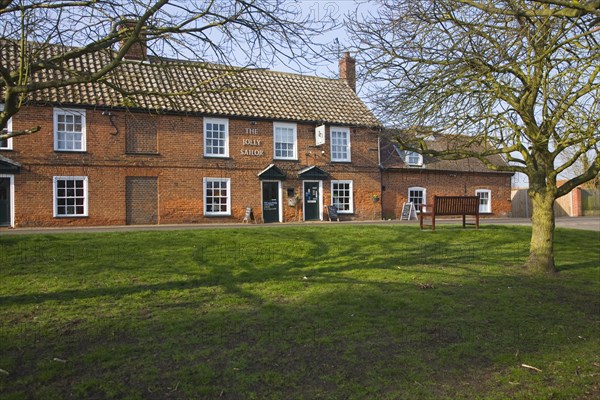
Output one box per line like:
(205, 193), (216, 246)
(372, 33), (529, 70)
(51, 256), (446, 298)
(1, 224), (599, 399)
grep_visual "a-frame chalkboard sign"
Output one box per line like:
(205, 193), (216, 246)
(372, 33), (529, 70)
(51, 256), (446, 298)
(400, 202), (417, 221)
(242, 207), (256, 223)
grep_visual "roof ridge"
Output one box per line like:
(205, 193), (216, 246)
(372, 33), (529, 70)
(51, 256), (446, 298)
(2, 39), (382, 127)
(143, 55), (344, 83)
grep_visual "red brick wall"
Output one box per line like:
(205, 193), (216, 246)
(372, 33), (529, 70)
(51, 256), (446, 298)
(4, 105), (382, 227)
(382, 168), (512, 219)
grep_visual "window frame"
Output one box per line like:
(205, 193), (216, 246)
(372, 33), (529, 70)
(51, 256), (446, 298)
(0, 104), (13, 150)
(405, 151), (423, 167)
(53, 176), (89, 217)
(331, 180), (354, 214)
(203, 117), (229, 158)
(330, 126), (351, 162)
(273, 122), (297, 160)
(408, 186), (426, 213)
(476, 189), (492, 213)
(53, 108), (86, 152)
(203, 177), (231, 216)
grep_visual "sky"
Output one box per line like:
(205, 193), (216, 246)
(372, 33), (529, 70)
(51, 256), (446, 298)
(275, 1), (533, 188)
(268, 1), (362, 78)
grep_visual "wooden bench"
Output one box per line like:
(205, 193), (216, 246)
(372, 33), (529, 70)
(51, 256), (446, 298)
(419, 195), (480, 231)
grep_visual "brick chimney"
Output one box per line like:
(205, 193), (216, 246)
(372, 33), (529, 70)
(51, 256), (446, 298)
(339, 52), (356, 92)
(118, 20), (147, 61)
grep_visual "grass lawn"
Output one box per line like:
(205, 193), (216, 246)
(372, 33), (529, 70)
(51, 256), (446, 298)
(0, 224), (599, 399)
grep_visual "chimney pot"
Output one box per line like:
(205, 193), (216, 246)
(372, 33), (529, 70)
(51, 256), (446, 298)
(339, 51), (356, 92)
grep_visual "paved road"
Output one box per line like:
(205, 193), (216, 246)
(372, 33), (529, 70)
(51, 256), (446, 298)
(1, 216), (598, 235)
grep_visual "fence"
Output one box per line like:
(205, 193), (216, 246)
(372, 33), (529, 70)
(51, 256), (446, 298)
(511, 187), (597, 218)
(582, 189), (600, 216)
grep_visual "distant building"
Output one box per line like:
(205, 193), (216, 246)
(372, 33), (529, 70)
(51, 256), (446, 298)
(379, 136), (513, 219)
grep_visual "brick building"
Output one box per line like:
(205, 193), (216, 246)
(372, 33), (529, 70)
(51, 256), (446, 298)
(1, 39), (515, 228)
(380, 137), (514, 219)
(1, 41), (383, 227)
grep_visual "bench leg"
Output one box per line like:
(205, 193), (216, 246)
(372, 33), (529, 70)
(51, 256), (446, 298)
(476, 214), (479, 229)
(432, 216), (436, 231)
(463, 214), (466, 228)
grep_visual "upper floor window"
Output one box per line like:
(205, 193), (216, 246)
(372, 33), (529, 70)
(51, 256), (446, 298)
(54, 108), (86, 152)
(204, 118), (229, 157)
(476, 189), (491, 213)
(274, 122), (297, 160)
(53, 176), (88, 217)
(0, 104), (13, 150)
(405, 151), (423, 167)
(331, 180), (353, 213)
(330, 127), (351, 162)
(408, 186), (426, 212)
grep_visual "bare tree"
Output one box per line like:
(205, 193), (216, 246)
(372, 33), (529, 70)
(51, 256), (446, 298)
(559, 148), (600, 189)
(1, 0), (333, 140)
(349, 0), (600, 273)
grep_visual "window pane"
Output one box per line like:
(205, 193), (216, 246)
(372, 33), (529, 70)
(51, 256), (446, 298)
(204, 179), (230, 215)
(205, 119), (228, 156)
(409, 189), (425, 211)
(56, 111), (84, 151)
(331, 130), (349, 161)
(55, 178), (86, 216)
(274, 125), (296, 159)
(331, 181), (352, 212)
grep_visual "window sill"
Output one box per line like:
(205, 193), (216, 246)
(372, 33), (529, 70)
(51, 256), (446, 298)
(126, 152), (160, 156)
(0, 148), (13, 151)
(330, 160), (352, 164)
(273, 158), (299, 162)
(54, 215), (89, 218)
(54, 150), (87, 154)
(204, 214), (232, 218)
(203, 156), (231, 160)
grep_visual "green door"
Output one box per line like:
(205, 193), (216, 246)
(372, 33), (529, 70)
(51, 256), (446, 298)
(304, 181), (320, 221)
(262, 181), (280, 223)
(0, 177), (10, 226)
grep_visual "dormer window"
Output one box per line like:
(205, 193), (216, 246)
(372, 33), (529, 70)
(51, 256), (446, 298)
(405, 151), (423, 167)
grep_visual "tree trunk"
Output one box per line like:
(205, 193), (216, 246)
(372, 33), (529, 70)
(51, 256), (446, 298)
(527, 188), (557, 273)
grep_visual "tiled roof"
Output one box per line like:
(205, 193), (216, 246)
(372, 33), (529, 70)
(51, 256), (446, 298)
(0, 40), (381, 127)
(380, 136), (512, 174)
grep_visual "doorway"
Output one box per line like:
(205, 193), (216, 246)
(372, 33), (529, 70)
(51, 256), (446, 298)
(262, 181), (281, 223)
(303, 181), (322, 221)
(0, 176), (13, 227)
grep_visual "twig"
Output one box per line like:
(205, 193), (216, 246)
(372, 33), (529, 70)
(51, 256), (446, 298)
(521, 363), (542, 372)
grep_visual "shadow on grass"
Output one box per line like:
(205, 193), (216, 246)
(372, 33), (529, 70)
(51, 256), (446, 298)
(2, 270), (599, 399)
(1, 225), (599, 399)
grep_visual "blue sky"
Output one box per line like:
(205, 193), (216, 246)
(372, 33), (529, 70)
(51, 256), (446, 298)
(268, 1), (363, 77)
